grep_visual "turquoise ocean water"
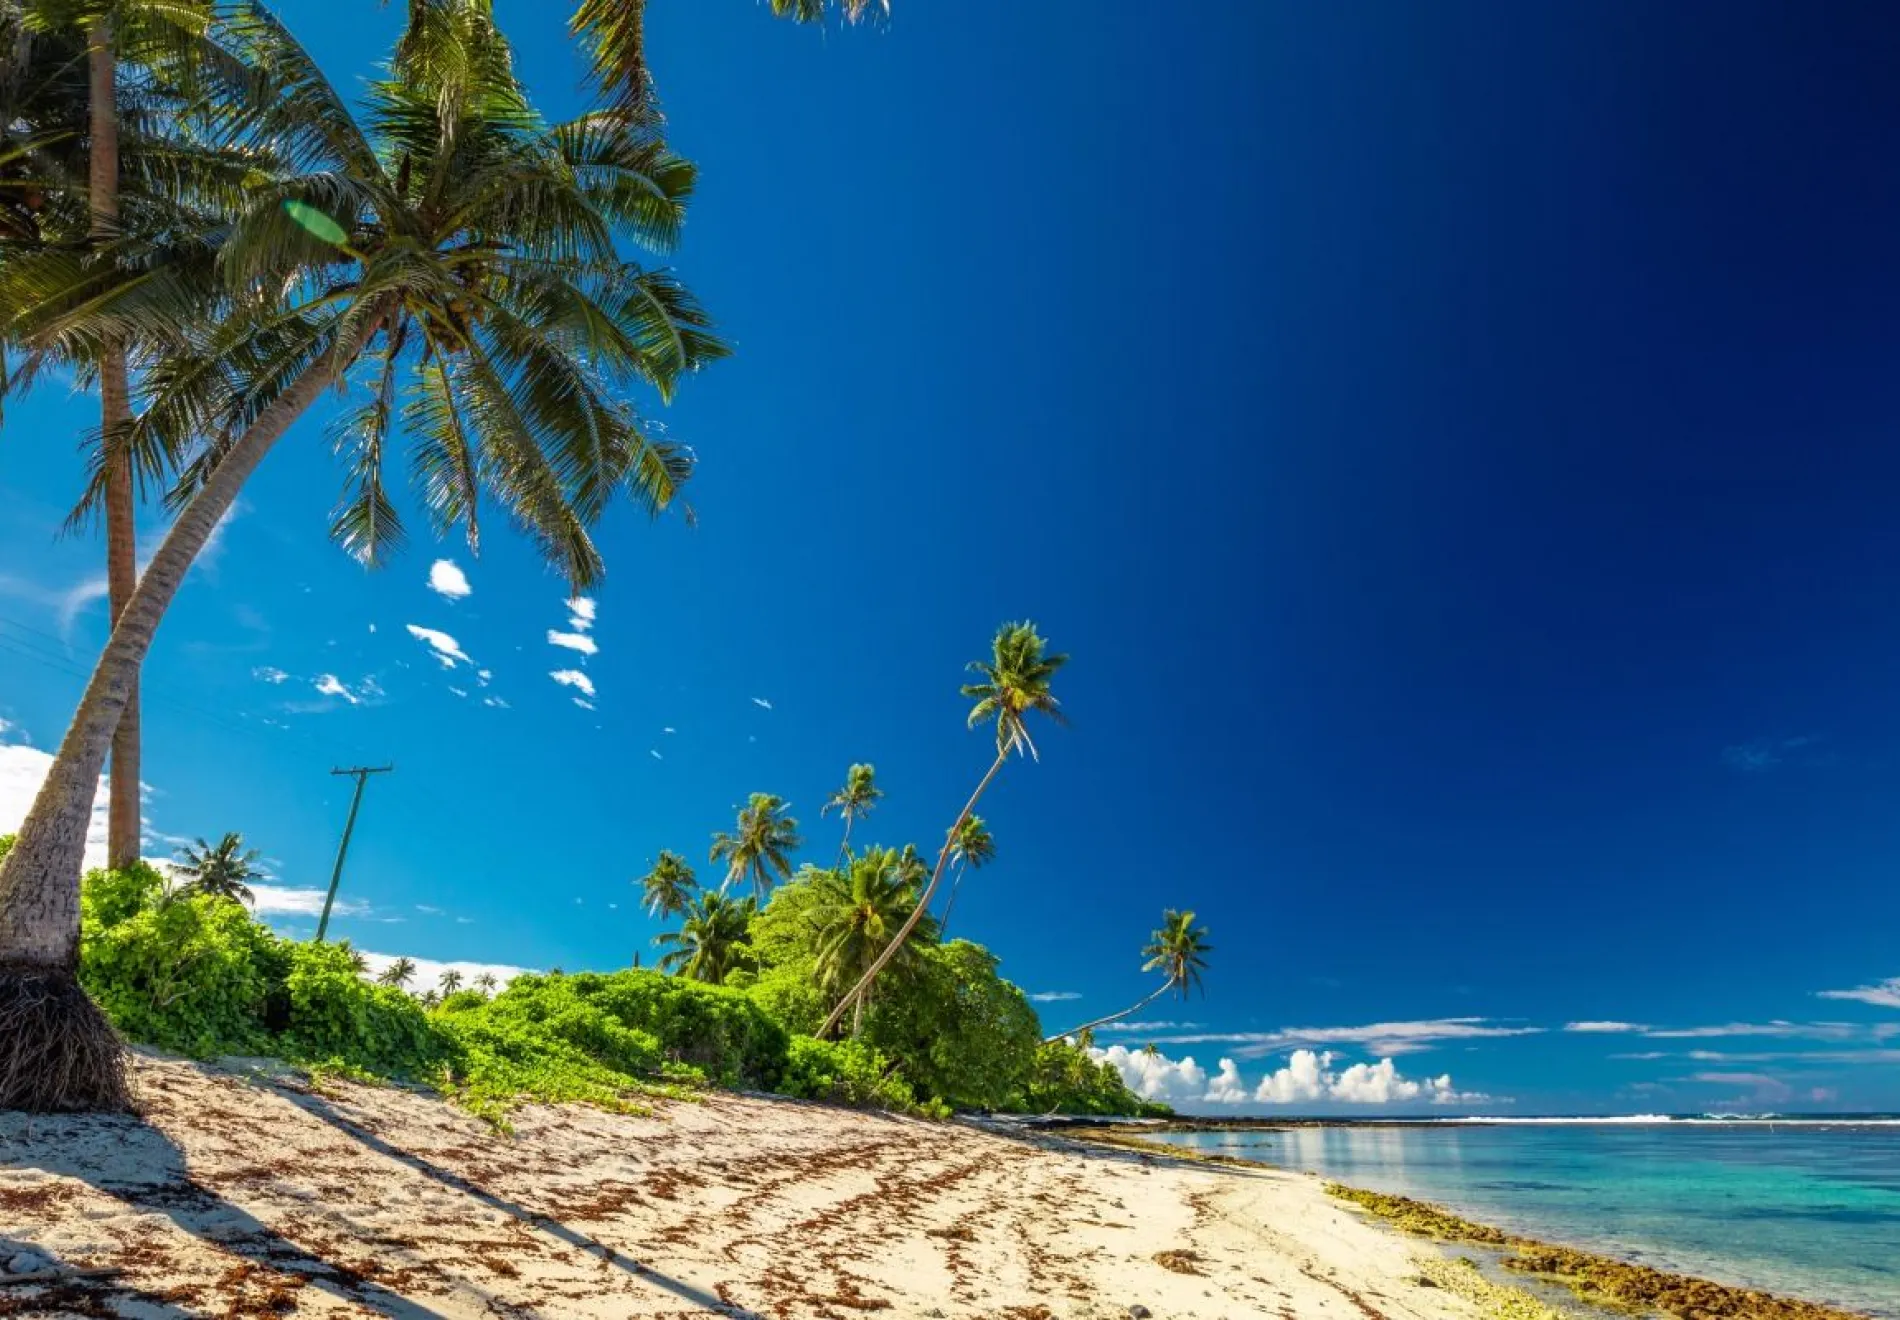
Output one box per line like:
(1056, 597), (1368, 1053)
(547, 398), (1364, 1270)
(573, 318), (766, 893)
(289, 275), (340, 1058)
(1147, 1118), (1900, 1317)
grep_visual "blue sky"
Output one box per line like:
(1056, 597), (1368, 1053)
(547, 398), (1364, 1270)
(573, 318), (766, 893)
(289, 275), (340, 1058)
(4, 1), (1900, 1114)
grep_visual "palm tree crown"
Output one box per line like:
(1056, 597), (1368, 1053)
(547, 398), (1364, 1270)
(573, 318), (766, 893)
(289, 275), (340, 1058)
(437, 969), (464, 995)
(948, 816), (995, 871)
(377, 956), (417, 988)
(655, 891), (755, 983)
(809, 847), (937, 1017)
(172, 832), (259, 904)
(1143, 909), (1212, 1000)
(638, 849), (698, 919)
(821, 763), (882, 856)
(709, 793), (801, 899)
(961, 622), (1068, 760)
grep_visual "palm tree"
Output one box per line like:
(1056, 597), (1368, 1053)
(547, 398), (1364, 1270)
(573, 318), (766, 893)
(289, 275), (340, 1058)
(820, 622), (1066, 1037)
(809, 846), (936, 1037)
(417, 988), (440, 1009)
(821, 763), (881, 862)
(936, 814), (994, 937)
(638, 849), (698, 919)
(377, 956), (417, 989)
(341, 942), (369, 976)
(473, 972), (498, 995)
(437, 969), (463, 995)
(171, 832), (259, 904)
(655, 892), (755, 983)
(709, 793), (801, 899)
(1046, 909), (1212, 1042)
(0, 0), (724, 1110)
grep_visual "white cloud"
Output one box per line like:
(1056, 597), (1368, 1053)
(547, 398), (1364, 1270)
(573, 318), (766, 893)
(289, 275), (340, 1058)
(358, 951), (533, 992)
(1028, 991), (1082, 1003)
(1097, 1020), (1201, 1033)
(448, 686), (468, 698)
(1151, 1017), (1541, 1059)
(1094, 1044), (1495, 1109)
(1644, 1021), (1860, 1041)
(550, 669), (596, 698)
(1565, 1021), (1649, 1033)
(406, 624), (471, 668)
(1817, 977), (1900, 1010)
(662, 726), (676, 734)
(566, 596), (596, 631)
(573, 698), (596, 711)
(314, 674), (359, 705)
(0, 739), (110, 870)
(547, 630), (598, 656)
(476, 669), (492, 684)
(253, 666), (291, 685)
(250, 884), (364, 919)
(482, 696), (509, 709)
(427, 560), (472, 600)
(751, 697), (773, 710)
(650, 749), (663, 760)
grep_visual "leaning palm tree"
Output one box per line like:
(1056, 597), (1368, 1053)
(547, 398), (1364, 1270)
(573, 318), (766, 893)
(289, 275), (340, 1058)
(654, 891), (755, 983)
(637, 849), (698, 919)
(821, 762), (881, 862)
(437, 969), (463, 995)
(0, 0), (724, 1110)
(820, 622), (1066, 1037)
(1046, 909), (1212, 1042)
(171, 832), (259, 904)
(935, 813), (994, 937)
(709, 793), (801, 899)
(810, 846), (937, 1037)
(377, 956), (417, 989)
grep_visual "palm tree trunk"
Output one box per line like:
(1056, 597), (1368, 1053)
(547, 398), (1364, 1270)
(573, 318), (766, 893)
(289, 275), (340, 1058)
(819, 749), (1007, 1038)
(0, 325), (361, 1112)
(1043, 978), (1172, 1044)
(88, 18), (140, 871)
(837, 816), (852, 866)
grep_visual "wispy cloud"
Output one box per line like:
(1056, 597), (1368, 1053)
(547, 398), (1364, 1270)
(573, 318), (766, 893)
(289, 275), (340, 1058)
(1816, 976), (1900, 1010)
(1149, 1017), (1542, 1059)
(547, 630), (598, 656)
(751, 696), (773, 711)
(550, 669), (596, 699)
(251, 884), (364, 919)
(314, 674), (359, 705)
(1096, 1021), (1201, 1033)
(1642, 1021), (1860, 1041)
(1722, 735), (1821, 774)
(427, 559), (472, 600)
(566, 596), (596, 631)
(253, 666), (290, 685)
(405, 624), (471, 669)
(1028, 990), (1082, 1003)
(1564, 1021), (1649, 1033)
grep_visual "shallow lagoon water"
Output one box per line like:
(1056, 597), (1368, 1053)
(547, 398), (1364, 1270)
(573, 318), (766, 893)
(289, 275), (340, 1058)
(1149, 1119), (1900, 1317)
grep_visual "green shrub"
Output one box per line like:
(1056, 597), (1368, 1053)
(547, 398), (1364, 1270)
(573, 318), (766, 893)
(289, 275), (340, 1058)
(778, 1035), (931, 1113)
(546, 970), (788, 1086)
(1012, 1039), (1167, 1116)
(862, 940), (1039, 1111)
(80, 860), (167, 928)
(280, 941), (447, 1078)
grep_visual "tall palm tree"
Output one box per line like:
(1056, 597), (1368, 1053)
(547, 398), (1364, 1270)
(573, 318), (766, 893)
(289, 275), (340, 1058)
(340, 942), (369, 976)
(1046, 909), (1212, 1042)
(0, 0), (725, 1111)
(821, 762), (881, 863)
(171, 831), (259, 904)
(809, 846), (936, 1037)
(472, 972), (498, 995)
(655, 891), (754, 983)
(377, 956), (417, 989)
(935, 813), (993, 937)
(709, 793), (801, 899)
(437, 969), (463, 995)
(637, 849), (698, 919)
(820, 622), (1066, 1037)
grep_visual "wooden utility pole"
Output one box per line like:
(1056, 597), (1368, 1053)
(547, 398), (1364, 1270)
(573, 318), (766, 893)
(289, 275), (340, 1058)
(315, 765), (393, 942)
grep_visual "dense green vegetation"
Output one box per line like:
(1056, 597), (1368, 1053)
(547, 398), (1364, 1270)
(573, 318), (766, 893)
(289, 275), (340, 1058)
(6, 832), (1162, 1123)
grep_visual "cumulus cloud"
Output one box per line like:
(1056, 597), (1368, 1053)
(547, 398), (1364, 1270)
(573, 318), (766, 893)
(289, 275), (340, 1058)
(427, 560), (472, 600)
(1094, 1044), (1494, 1109)
(1565, 1021), (1649, 1033)
(406, 624), (471, 668)
(1151, 1017), (1541, 1059)
(1817, 977), (1900, 1010)
(547, 630), (598, 656)
(550, 669), (596, 699)
(1028, 991), (1082, 1003)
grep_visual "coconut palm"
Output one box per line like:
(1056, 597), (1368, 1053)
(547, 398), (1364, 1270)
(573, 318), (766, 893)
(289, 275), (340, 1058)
(709, 793), (801, 899)
(437, 969), (463, 995)
(809, 846), (937, 1037)
(821, 762), (881, 862)
(0, 0), (724, 1110)
(417, 988), (440, 1009)
(171, 832), (260, 904)
(473, 972), (498, 995)
(820, 622), (1066, 1037)
(341, 943), (369, 976)
(935, 814), (993, 937)
(377, 957), (417, 989)
(637, 849), (698, 919)
(655, 891), (755, 983)
(1046, 909), (1212, 1042)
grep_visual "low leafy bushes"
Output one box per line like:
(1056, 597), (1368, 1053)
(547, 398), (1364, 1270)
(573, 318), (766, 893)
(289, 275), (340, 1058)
(1013, 1039), (1169, 1117)
(777, 1035), (933, 1113)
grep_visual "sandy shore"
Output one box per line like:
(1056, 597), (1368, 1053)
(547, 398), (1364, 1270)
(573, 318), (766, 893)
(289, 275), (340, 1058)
(0, 1052), (1490, 1319)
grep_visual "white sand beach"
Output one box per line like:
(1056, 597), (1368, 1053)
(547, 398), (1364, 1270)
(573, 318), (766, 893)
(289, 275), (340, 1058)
(0, 1053), (1483, 1319)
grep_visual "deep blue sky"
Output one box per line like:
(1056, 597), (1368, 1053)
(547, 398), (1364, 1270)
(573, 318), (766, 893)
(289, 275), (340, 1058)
(4, 1), (1899, 1112)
